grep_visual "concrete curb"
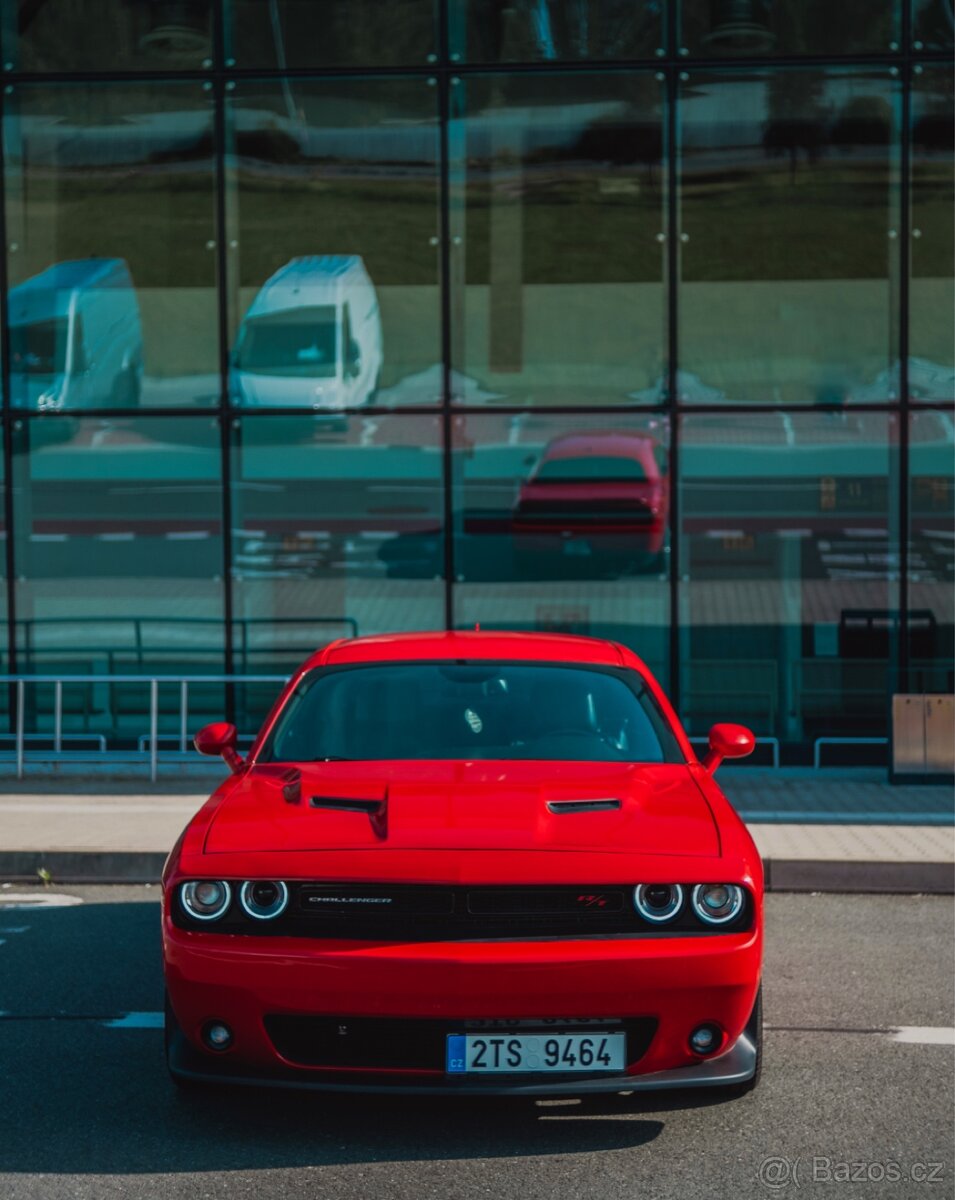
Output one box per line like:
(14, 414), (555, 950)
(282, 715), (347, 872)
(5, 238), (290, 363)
(1, 851), (952, 894)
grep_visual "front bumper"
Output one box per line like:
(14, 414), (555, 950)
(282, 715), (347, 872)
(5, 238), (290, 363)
(164, 920), (761, 1094)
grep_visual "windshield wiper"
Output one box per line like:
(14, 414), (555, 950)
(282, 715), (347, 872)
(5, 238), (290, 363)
(311, 755), (358, 762)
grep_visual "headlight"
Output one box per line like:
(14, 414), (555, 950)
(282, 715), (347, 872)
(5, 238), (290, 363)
(692, 883), (744, 925)
(633, 883), (684, 923)
(239, 880), (289, 921)
(180, 880), (231, 921)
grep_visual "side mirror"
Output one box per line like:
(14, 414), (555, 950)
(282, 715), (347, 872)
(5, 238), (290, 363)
(194, 722), (244, 773)
(703, 723), (755, 774)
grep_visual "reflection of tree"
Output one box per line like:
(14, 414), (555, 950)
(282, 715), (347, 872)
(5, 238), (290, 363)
(487, 0), (660, 60)
(830, 96), (891, 151)
(762, 73), (827, 180)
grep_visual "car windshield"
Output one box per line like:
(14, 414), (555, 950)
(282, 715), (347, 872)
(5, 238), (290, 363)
(10, 318), (69, 374)
(534, 455), (648, 483)
(260, 662), (683, 764)
(234, 307), (337, 377)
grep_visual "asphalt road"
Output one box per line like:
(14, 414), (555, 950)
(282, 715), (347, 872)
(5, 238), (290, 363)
(0, 889), (952, 1200)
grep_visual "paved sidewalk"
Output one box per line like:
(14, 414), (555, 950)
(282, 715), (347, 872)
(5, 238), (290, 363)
(0, 771), (951, 891)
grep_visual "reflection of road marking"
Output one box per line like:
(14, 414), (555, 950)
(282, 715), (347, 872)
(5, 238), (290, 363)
(0, 893), (83, 909)
(102, 1012), (164, 1029)
(891, 1027), (955, 1045)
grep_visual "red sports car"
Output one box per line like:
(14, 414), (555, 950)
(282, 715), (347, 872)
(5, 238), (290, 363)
(163, 631), (762, 1096)
(512, 431), (669, 574)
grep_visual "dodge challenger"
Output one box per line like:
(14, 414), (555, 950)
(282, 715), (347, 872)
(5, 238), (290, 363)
(162, 630), (762, 1095)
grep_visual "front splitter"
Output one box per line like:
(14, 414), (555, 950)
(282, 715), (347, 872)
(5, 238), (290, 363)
(167, 1027), (757, 1096)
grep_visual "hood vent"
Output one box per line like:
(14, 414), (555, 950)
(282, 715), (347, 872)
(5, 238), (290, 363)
(546, 798), (621, 814)
(310, 793), (388, 839)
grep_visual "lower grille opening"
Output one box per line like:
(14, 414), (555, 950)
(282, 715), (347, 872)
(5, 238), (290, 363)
(264, 1015), (657, 1073)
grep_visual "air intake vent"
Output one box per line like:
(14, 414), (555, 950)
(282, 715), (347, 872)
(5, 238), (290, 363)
(547, 799), (621, 814)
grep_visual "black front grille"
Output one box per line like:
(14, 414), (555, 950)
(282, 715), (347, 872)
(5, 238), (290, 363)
(514, 500), (654, 527)
(172, 882), (753, 940)
(264, 1015), (657, 1072)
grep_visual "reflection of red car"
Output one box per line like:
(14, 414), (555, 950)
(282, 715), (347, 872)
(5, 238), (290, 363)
(163, 631), (761, 1096)
(512, 432), (669, 571)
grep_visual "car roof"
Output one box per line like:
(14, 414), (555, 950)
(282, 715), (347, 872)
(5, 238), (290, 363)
(541, 431), (655, 459)
(307, 630), (633, 670)
(246, 255), (367, 316)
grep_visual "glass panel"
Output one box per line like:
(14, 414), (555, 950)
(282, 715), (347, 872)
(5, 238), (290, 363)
(12, 416), (225, 745)
(910, 67), (955, 402)
(679, 0), (899, 57)
(226, 0), (436, 68)
(454, 0), (664, 63)
(912, 0), (955, 49)
(909, 410), (954, 692)
(0, 426), (6, 689)
(679, 69), (900, 405)
(450, 73), (666, 407)
(679, 412), (898, 752)
(227, 79), (440, 409)
(5, 84), (219, 411)
(453, 413), (670, 684)
(2, 0), (215, 72)
(231, 414), (445, 724)
(263, 662), (682, 763)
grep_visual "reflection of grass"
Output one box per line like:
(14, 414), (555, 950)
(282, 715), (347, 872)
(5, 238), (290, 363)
(682, 164), (895, 281)
(17, 160), (942, 295)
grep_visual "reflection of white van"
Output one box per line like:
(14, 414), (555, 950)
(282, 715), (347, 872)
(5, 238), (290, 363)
(8, 258), (143, 410)
(231, 256), (383, 408)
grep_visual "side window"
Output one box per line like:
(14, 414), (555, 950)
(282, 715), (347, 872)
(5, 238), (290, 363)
(343, 303), (360, 374)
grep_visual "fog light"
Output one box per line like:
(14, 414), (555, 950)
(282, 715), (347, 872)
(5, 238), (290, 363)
(689, 1024), (721, 1055)
(202, 1021), (233, 1052)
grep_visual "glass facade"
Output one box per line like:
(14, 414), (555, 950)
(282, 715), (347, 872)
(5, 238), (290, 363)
(0, 0), (949, 761)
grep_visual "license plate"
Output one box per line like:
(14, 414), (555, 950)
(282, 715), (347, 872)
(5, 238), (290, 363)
(446, 1031), (625, 1074)
(563, 539), (592, 557)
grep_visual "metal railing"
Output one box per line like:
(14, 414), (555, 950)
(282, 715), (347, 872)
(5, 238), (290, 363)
(813, 737), (888, 769)
(0, 674), (289, 781)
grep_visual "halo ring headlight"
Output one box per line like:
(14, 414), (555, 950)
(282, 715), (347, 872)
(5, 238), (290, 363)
(692, 883), (744, 925)
(180, 880), (231, 921)
(239, 880), (289, 921)
(633, 883), (684, 923)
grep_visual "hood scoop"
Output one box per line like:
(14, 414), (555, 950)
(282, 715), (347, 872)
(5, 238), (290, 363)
(311, 793), (388, 840)
(547, 798), (621, 814)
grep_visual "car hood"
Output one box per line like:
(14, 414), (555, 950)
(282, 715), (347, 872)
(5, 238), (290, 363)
(203, 761), (719, 857)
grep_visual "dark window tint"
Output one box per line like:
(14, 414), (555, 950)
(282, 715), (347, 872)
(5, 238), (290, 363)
(680, 0), (899, 57)
(235, 308), (338, 378)
(226, 0), (437, 68)
(4, 0), (215, 72)
(536, 456), (649, 482)
(263, 663), (682, 763)
(455, 0), (663, 62)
